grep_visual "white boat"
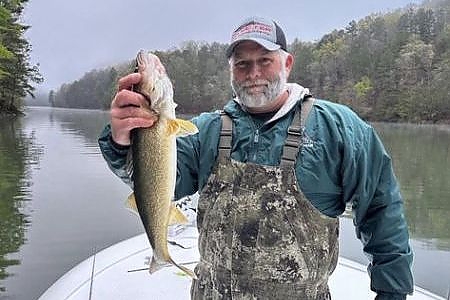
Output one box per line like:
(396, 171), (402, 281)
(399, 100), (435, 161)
(39, 225), (444, 300)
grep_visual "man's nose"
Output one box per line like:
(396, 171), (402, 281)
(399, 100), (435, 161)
(247, 62), (261, 80)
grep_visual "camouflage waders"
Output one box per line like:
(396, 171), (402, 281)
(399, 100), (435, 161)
(191, 99), (339, 300)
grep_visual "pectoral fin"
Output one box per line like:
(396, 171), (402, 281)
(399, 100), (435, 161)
(166, 119), (198, 137)
(127, 193), (188, 225)
(125, 193), (139, 216)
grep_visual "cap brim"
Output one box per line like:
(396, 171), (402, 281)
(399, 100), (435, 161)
(226, 38), (281, 58)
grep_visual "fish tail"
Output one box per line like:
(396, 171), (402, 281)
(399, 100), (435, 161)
(149, 255), (197, 280)
(168, 257), (198, 280)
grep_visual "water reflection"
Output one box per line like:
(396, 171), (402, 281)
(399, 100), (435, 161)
(0, 116), (43, 291)
(0, 107), (139, 300)
(33, 107), (110, 146)
(374, 123), (450, 251)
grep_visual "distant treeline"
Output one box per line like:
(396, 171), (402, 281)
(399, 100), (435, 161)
(51, 0), (450, 123)
(49, 43), (231, 113)
(0, 0), (42, 115)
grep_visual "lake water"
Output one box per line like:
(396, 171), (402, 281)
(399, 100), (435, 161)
(0, 107), (449, 299)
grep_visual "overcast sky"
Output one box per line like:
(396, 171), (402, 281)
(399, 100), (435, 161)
(23, 0), (422, 91)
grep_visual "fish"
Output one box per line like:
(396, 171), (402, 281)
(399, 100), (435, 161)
(128, 50), (198, 279)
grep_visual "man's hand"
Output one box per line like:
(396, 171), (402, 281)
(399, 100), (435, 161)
(110, 73), (157, 146)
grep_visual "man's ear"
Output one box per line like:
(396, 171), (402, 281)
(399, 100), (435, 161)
(285, 53), (294, 77)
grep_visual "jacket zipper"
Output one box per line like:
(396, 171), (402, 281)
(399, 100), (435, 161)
(246, 114), (263, 162)
(252, 129), (260, 161)
(254, 129), (259, 143)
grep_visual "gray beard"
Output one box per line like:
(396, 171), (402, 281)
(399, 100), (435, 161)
(231, 69), (287, 110)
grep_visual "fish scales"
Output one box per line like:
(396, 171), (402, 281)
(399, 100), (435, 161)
(132, 122), (175, 258)
(129, 50), (198, 279)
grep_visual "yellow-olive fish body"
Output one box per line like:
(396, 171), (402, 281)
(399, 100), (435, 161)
(130, 50), (198, 278)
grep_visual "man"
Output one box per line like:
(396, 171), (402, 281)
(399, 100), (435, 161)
(99, 16), (413, 299)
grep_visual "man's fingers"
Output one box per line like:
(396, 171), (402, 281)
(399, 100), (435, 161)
(117, 73), (142, 91)
(112, 89), (148, 108)
(111, 105), (156, 121)
(109, 72), (155, 146)
(114, 117), (156, 132)
(111, 115), (157, 145)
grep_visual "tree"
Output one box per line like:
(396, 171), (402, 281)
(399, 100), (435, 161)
(48, 90), (55, 107)
(0, 0), (42, 115)
(393, 36), (434, 120)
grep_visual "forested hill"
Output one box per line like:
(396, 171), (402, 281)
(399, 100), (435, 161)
(51, 0), (450, 123)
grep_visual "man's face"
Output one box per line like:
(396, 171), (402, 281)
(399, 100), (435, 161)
(230, 41), (290, 110)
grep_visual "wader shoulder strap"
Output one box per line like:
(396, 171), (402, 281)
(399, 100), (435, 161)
(218, 97), (315, 164)
(280, 97), (316, 166)
(218, 111), (232, 160)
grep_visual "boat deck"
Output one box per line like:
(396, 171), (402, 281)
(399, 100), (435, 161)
(39, 226), (444, 300)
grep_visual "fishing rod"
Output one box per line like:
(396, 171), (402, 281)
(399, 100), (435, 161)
(88, 248), (97, 300)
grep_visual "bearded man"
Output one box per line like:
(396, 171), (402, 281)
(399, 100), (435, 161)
(98, 16), (413, 300)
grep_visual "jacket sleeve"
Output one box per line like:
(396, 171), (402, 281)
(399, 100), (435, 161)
(97, 123), (199, 196)
(343, 124), (414, 298)
(98, 124), (133, 187)
(97, 112), (221, 201)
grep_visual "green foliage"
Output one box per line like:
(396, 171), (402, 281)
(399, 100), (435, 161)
(354, 76), (373, 98)
(0, 0), (42, 115)
(289, 0), (450, 123)
(50, 0), (450, 123)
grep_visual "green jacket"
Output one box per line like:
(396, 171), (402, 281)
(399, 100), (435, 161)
(98, 97), (413, 299)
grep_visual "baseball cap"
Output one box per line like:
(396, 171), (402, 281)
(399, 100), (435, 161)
(226, 16), (287, 58)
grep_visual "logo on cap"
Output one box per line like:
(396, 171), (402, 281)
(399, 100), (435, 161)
(232, 22), (274, 42)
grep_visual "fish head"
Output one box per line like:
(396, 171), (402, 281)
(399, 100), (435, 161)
(135, 50), (176, 116)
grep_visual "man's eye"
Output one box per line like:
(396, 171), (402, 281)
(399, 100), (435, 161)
(235, 61), (248, 69)
(260, 58), (272, 66)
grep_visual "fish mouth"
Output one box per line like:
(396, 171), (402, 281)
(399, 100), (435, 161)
(130, 85), (153, 108)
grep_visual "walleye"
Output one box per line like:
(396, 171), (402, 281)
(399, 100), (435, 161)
(128, 50), (198, 279)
